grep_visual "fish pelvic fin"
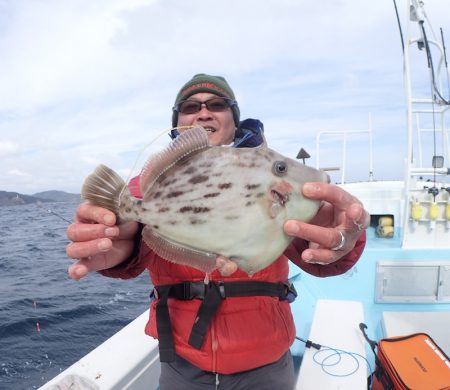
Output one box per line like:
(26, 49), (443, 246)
(142, 225), (218, 274)
(81, 164), (131, 223)
(140, 126), (210, 199)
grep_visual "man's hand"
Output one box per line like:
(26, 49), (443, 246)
(66, 203), (139, 280)
(284, 182), (369, 265)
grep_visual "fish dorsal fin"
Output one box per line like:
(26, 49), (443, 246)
(140, 126), (210, 198)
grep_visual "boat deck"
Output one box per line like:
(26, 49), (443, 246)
(40, 226), (450, 389)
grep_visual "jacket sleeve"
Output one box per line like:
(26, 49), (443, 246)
(284, 230), (366, 277)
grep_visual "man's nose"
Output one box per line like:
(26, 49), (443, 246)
(197, 104), (213, 119)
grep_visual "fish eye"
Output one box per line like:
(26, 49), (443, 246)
(272, 161), (288, 176)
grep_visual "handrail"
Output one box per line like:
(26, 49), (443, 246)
(315, 113), (373, 184)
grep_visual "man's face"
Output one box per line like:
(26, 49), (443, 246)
(176, 92), (236, 146)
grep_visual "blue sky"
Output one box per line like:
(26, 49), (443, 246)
(1, 0), (449, 194)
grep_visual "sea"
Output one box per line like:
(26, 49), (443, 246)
(0, 202), (152, 390)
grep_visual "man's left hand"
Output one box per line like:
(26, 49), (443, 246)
(284, 182), (369, 265)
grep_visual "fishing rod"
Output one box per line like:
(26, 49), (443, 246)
(440, 27), (450, 101)
(419, 22), (450, 106)
(392, 0), (405, 53)
(397, 0), (450, 105)
(36, 200), (72, 224)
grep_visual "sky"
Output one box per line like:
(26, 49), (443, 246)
(1, 0), (450, 194)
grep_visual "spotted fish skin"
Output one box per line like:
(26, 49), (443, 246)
(81, 127), (329, 275)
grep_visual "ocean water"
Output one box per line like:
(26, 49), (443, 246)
(0, 202), (151, 389)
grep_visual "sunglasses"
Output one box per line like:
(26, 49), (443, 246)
(173, 97), (236, 115)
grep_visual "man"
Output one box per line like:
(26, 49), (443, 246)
(66, 74), (368, 389)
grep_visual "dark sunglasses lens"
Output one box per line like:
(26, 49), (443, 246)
(178, 98), (231, 114)
(179, 101), (202, 114)
(206, 98), (230, 112)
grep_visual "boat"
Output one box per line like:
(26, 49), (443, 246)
(40, 1), (450, 389)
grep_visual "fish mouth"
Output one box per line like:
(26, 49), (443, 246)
(269, 181), (293, 206)
(271, 189), (289, 206)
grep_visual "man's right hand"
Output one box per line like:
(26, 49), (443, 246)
(66, 202), (139, 280)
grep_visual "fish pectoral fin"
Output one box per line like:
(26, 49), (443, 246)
(142, 226), (218, 274)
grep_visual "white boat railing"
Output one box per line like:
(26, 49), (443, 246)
(315, 113), (374, 185)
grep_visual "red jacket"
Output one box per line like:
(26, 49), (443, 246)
(101, 177), (366, 374)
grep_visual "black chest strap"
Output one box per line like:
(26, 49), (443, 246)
(153, 280), (297, 362)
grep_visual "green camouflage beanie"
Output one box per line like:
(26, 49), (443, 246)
(172, 73), (240, 127)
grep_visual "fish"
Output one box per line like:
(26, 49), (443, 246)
(81, 126), (329, 275)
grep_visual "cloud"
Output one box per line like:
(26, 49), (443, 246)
(0, 0), (401, 112)
(7, 168), (30, 178)
(0, 141), (18, 156)
(0, 0), (158, 111)
(0, 0), (449, 193)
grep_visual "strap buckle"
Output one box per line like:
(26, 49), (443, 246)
(283, 282), (298, 303)
(217, 280), (226, 299)
(183, 281), (207, 300)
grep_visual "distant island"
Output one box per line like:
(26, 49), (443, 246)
(0, 190), (81, 206)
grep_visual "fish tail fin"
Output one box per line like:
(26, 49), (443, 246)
(81, 164), (131, 221)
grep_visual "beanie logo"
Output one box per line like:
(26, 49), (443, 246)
(181, 82), (231, 98)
